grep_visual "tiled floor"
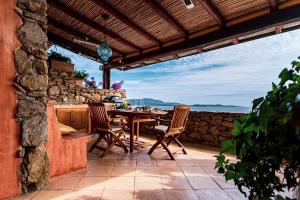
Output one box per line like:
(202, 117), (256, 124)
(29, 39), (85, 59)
(11, 136), (292, 200)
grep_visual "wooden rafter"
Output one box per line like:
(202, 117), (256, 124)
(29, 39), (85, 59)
(199, 0), (225, 27)
(48, 0), (142, 52)
(48, 17), (125, 57)
(267, 0), (279, 12)
(111, 4), (300, 67)
(143, 0), (188, 38)
(48, 33), (99, 60)
(89, 0), (162, 46)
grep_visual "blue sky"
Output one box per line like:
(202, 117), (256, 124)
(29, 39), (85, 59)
(49, 29), (300, 107)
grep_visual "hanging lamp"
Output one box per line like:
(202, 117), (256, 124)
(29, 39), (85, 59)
(97, 13), (112, 63)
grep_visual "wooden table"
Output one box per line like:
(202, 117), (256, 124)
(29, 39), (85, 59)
(108, 110), (167, 152)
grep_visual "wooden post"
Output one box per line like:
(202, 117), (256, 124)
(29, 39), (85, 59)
(103, 64), (111, 89)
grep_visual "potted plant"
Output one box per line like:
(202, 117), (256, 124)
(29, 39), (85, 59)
(74, 70), (89, 87)
(48, 50), (74, 72)
(84, 77), (101, 89)
(215, 57), (300, 200)
(111, 80), (124, 90)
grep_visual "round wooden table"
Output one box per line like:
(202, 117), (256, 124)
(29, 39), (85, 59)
(108, 110), (167, 152)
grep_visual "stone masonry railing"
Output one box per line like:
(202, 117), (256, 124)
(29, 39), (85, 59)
(141, 111), (244, 147)
(47, 68), (126, 104)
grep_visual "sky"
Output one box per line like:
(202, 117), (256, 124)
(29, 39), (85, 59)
(48, 29), (300, 107)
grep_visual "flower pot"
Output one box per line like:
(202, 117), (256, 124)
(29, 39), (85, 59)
(75, 79), (84, 87)
(50, 59), (74, 72)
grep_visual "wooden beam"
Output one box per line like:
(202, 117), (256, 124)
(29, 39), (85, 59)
(89, 0), (162, 46)
(48, 0), (142, 52)
(48, 17), (125, 57)
(267, 0), (279, 12)
(48, 33), (99, 60)
(102, 65), (111, 89)
(143, 0), (188, 38)
(111, 4), (300, 67)
(199, 0), (225, 27)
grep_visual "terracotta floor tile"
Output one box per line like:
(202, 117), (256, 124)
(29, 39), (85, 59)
(161, 176), (192, 190)
(101, 190), (134, 200)
(74, 177), (108, 191)
(224, 189), (248, 200)
(12, 191), (39, 200)
(116, 159), (137, 167)
(211, 176), (236, 189)
(47, 176), (82, 190)
(164, 190), (199, 200)
(135, 177), (163, 191)
(86, 166), (114, 177)
(187, 176), (220, 189)
(157, 166), (184, 177)
(137, 159), (157, 167)
(156, 160), (178, 167)
(195, 189), (232, 200)
(181, 167), (207, 176)
(63, 190), (102, 200)
(111, 166), (136, 177)
(134, 190), (166, 200)
(31, 190), (72, 200)
(135, 167), (161, 177)
(105, 177), (135, 191)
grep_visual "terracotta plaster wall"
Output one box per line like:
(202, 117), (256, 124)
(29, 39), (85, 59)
(0, 0), (22, 199)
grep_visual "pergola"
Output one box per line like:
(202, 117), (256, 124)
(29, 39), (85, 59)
(47, 0), (300, 86)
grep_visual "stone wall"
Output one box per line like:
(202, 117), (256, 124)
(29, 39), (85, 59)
(142, 111), (243, 147)
(14, 0), (49, 193)
(47, 68), (126, 104)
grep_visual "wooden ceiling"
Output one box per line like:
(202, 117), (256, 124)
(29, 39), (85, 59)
(47, 0), (300, 70)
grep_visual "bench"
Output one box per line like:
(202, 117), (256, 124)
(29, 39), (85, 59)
(45, 102), (94, 177)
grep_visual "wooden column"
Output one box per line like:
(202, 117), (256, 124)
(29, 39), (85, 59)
(103, 64), (111, 89)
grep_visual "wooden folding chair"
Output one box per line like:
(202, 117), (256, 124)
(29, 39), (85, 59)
(148, 105), (190, 160)
(88, 103), (128, 158)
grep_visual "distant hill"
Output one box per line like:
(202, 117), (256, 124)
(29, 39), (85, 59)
(127, 98), (240, 107)
(127, 98), (180, 106)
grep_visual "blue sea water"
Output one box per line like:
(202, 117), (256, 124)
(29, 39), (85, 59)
(151, 105), (251, 113)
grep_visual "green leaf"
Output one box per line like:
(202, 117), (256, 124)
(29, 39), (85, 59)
(221, 140), (235, 154)
(252, 97), (264, 110)
(279, 68), (293, 86)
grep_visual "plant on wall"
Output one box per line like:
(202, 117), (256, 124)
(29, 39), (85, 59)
(111, 80), (124, 90)
(48, 51), (72, 63)
(84, 77), (102, 89)
(74, 69), (89, 80)
(215, 57), (300, 200)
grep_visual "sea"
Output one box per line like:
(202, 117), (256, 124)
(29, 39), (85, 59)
(147, 105), (251, 113)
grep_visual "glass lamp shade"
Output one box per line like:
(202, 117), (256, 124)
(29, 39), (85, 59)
(97, 41), (112, 63)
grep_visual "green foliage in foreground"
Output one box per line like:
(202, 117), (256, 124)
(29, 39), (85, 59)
(216, 57), (300, 200)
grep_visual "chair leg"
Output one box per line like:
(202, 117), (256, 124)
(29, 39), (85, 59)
(161, 142), (175, 160)
(112, 131), (128, 153)
(88, 134), (103, 152)
(148, 140), (162, 155)
(173, 138), (187, 154)
(101, 141), (116, 158)
(166, 136), (175, 146)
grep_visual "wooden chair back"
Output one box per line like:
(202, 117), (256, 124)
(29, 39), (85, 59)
(167, 105), (190, 135)
(104, 103), (116, 111)
(88, 103), (111, 131)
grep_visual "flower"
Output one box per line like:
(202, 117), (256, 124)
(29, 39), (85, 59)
(111, 80), (124, 90)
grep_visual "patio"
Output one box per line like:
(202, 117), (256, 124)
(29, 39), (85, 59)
(1, 0), (300, 199)
(13, 135), (246, 200)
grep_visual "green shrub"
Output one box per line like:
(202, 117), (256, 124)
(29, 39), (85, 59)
(216, 57), (300, 200)
(74, 70), (89, 80)
(48, 51), (71, 63)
